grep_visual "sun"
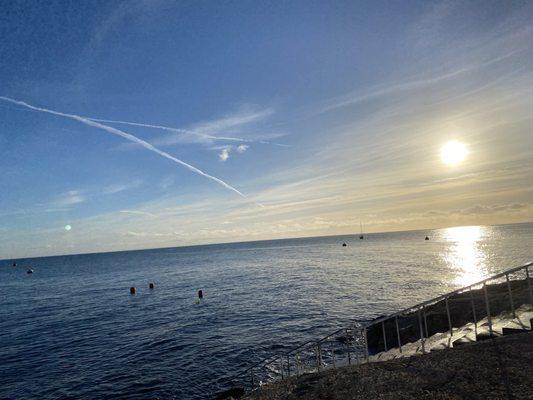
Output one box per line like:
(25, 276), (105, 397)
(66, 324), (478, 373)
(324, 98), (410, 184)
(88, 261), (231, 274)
(441, 140), (467, 166)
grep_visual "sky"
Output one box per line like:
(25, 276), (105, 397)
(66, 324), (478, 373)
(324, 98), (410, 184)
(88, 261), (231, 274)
(0, 0), (532, 259)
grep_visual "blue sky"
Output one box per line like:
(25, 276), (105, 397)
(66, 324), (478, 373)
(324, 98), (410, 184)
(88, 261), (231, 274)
(1, 0), (532, 258)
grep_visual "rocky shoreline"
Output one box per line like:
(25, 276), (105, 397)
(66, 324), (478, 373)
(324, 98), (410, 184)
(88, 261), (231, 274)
(243, 331), (533, 399)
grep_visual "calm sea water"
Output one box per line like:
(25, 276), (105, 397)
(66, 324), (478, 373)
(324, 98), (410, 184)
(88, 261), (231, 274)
(1, 223), (532, 399)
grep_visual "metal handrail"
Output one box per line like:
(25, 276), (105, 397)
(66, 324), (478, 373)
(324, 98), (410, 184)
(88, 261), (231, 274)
(365, 261), (532, 327)
(233, 320), (370, 378)
(227, 261), (533, 390)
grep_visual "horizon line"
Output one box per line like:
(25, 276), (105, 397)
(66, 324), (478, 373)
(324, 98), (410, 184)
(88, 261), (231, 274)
(2, 220), (531, 262)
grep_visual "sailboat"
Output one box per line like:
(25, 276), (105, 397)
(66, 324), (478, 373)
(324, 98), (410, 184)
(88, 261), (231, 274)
(359, 222), (364, 240)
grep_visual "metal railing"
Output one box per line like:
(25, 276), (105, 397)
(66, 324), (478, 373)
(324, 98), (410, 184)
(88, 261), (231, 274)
(226, 321), (368, 391)
(225, 261), (533, 393)
(364, 261), (533, 357)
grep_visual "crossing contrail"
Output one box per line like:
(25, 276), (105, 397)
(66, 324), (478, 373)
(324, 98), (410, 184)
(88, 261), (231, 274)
(89, 117), (291, 147)
(89, 117), (246, 142)
(0, 96), (246, 197)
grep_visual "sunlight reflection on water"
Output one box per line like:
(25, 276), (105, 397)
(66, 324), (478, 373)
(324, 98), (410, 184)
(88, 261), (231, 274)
(441, 225), (489, 286)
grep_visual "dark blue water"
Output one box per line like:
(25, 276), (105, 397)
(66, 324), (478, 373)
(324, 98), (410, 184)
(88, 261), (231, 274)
(1, 223), (532, 399)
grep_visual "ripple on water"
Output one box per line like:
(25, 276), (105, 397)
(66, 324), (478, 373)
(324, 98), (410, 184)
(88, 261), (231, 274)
(1, 224), (532, 399)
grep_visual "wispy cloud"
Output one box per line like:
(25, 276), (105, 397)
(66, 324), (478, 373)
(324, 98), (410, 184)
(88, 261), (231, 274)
(159, 176), (175, 189)
(119, 210), (156, 217)
(103, 179), (143, 194)
(456, 203), (530, 215)
(124, 231), (176, 238)
(236, 144), (249, 153)
(319, 51), (524, 114)
(53, 190), (85, 206)
(211, 143), (249, 161)
(90, 107), (290, 148)
(192, 107), (273, 132)
(0, 96), (246, 198)
(89, 117), (245, 144)
(219, 148), (230, 162)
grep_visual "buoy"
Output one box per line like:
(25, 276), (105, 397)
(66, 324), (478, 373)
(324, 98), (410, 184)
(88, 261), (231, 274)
(342, 243), (347, 247)
(425, 236), (429, 241)
(130, 287), (136, 295)
(26, 268), (33, 274)
(12, 261), (17, 267)
(198, 289), (203, 300)
(149, 283), (155, 289)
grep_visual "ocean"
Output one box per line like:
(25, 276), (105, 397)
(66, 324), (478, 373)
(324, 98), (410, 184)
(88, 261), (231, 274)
(1, 223), (532, 399)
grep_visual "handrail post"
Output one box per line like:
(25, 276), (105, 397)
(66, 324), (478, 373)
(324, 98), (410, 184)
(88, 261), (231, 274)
(346, 328), (352, 365)
(484, 283), (493, 336)
(381, 321), (388, 352)
(363, 327), (369, 362)
(505, 273), (516, 318)
(418, 309), (426, 354)
(250, 368), (254, 389)
(445, 296), (453, 337)
(469, 287), (477, 337)
(286, 354), (291, 377)
(315, 343), (321, 372)
(279, 357), (284, 380)
(395, 316), (402, 353)
(422, 305), (428, 338)
(526, 265), (533, 304)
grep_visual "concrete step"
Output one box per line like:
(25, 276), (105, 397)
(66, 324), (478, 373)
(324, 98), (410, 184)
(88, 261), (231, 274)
(452, 337), (474, 347)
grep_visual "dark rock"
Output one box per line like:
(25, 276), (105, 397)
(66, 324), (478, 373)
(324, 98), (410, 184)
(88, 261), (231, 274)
(336, 335), (353, 344)
(215, 387), (245, 399)
(502, 327), (528, 336)
(476, 332), (498, 341)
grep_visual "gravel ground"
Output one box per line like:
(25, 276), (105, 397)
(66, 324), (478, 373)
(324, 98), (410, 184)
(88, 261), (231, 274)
(245, 331), (533, 400)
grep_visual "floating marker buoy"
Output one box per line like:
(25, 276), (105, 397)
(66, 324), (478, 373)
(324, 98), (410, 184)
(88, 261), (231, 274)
(198, 289), (203, 300)
(342, 243), (347, 247)
(13, 261), (17, 267)
(130, 287), (136, 295)
(425, 236), (429, 241)
(149, 283), (155, 289)
(26, 268), (33, 274)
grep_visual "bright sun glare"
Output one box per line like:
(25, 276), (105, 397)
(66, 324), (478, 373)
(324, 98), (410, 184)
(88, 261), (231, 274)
(440, 140), (467, 166)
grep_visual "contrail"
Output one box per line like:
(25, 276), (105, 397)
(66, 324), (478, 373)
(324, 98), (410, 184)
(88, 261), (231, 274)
(89, 117), (291, 147)
(0, 96), (245, 197)
(90, 117), (242, 141)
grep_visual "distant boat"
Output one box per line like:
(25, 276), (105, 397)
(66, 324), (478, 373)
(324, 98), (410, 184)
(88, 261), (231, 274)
(26, 268), (34, 274)
(359, 222), (364, 240)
